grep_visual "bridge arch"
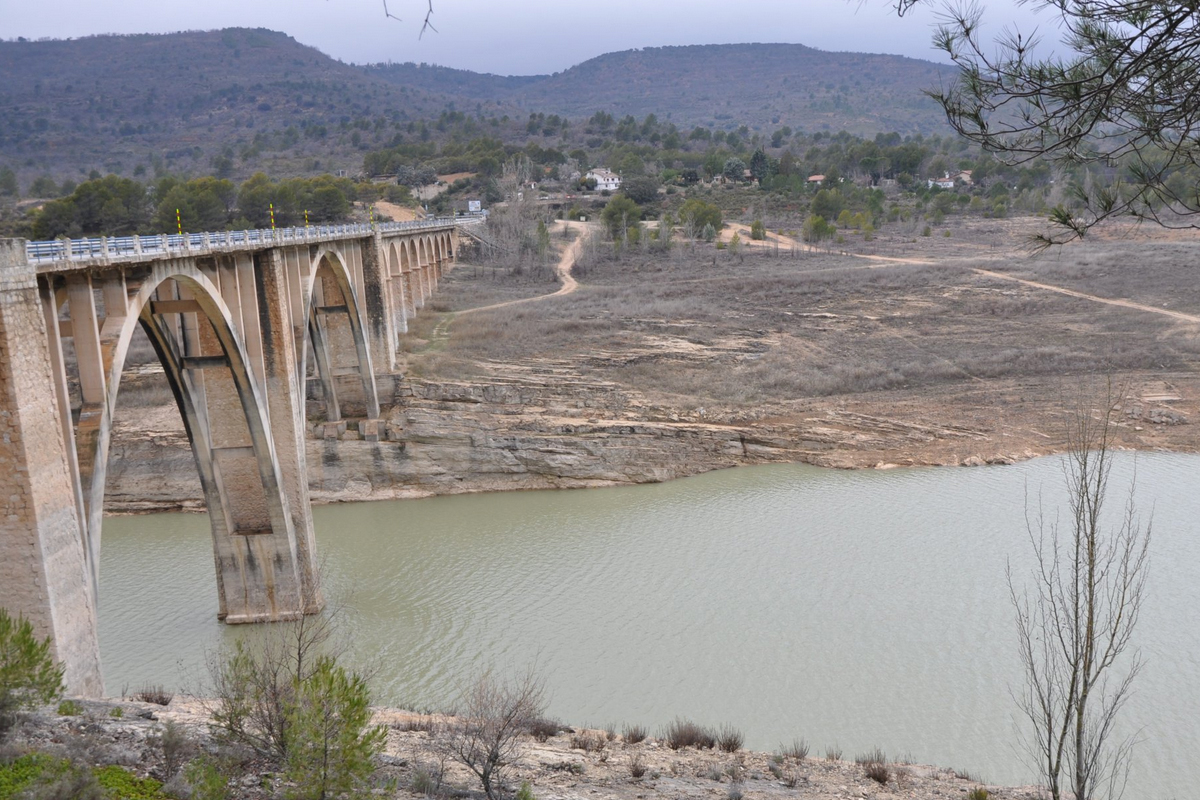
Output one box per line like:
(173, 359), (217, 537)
(57, 263), (316, 624)
(298, 247), (380, 423)
(386, 239), (409, 340)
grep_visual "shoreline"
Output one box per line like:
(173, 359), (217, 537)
(15, 696), (1042, 800)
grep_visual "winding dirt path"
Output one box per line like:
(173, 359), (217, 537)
(972, 267), (1200, 324)
(427, 221), (592, 344)
(455, 220), (588, 317)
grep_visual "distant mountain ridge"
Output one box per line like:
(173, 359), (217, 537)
(367, 43), (955, 135)
(0, 29), (954, 186)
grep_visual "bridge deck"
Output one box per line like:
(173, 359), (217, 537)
(27, 216), (480, 272)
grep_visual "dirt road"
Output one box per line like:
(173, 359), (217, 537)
(455, 220), (588, 316)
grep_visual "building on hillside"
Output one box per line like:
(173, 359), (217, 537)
(927, 173), (957, 190)
(807, 174), (826, 186)
(587, 168), (621, 192)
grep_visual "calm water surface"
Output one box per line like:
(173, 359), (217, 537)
(100, 453), (1200, 797)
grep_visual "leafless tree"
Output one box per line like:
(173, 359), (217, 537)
(1010, 388), (1150, 800)
(439, 666), (546, 800)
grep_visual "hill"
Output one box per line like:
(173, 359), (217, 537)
(0, 28), (470, 186)
(0, 30), (953, 191)
(369, 44), (954, 137)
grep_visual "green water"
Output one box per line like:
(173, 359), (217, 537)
(100, 453), (1200, 796)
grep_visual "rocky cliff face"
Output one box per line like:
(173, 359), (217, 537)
(105, 373), (802, 513)
(108, 361), (1125, 514)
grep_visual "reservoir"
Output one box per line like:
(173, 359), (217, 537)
(99, 452), (1200, 797)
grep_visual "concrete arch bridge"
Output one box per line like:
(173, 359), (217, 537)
(0, 218), (471, 694)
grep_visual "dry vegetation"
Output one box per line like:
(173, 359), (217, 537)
(403, 216), (1200, 466)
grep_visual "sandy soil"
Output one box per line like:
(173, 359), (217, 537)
(375, 201), (423, 222)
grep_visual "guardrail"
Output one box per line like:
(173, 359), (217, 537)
(26, 214), (485, 267)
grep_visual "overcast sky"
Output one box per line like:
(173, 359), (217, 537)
(1, 0), (1058, 75)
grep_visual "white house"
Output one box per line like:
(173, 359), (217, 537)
(587, 168), (621, 192)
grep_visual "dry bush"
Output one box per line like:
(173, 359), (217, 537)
(570, 730), (606, 753)
(717, 725), (744, 753)
(524, 716), (562, 742)
(864, 762), (891, 785)
(825, 743), (842, 761)
(438, 666), (546, 800)
(664, 718), (716, 750)
(147, 719), (193, 780)
(628, 751), (647, 779)
(855, 747), (887, 766)
(133, 685), (173, 706)
(780, 738), (809, 760)
(621, 723), (647, 744)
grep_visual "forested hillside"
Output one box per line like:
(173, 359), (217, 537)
(0, 30), (952, 192)
(370, 44), (954, 136)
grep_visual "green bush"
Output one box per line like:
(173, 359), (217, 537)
(55, 700), (81, 717)
(749, 220), (766, 240)
(283, 657), (386, 800)
(93, 765), (166, 799)
(0, 609), (64, 739)
(182, 756), (230, 800)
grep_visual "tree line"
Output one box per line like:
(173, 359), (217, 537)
(25, 173), (411, 239)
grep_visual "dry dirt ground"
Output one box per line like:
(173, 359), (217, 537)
(404, 215), (1200, 468)
(14, 698), (1034, 800)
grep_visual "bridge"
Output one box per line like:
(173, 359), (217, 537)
(0, 217), (472, 695)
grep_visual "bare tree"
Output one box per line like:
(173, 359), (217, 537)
(1010, 390), (1150, 800)
(440, 666), (546, 800)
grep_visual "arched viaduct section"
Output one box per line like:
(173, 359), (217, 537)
(0, 221), (461, 694)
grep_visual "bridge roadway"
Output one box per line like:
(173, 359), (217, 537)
(0, 217), (475, 694)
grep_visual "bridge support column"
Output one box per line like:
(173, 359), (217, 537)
(0, 240), (103, 695)
(255, 250), (324, 615)
(362, 234), (396, 373)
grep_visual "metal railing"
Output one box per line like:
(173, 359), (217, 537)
(26, 213), (485, 267)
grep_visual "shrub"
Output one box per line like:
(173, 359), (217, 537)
(855, 747), (887, 766)
(0, 609), (64, 739)
(780, 738), (809, 760)
(515, 781), (535, 800)
(864, 762), (890, 785)
(283, 656), (386, 800)
(825, 744), (842, 761)
(717, 725), (744, 753)
(968, 789), (990, 800)
(727, 781), (744, 800)
(621, 723), (647, 744)
(922, 224), (932, 236)
(664, 718), (716, 750)
(410, 765), (442, 796)
(439, 667), (546, 800)
(14, 756), (105, 800)
(148, 719), (193, 780)
(181, 755), (230, 800)
(749, 220), (766, 240)
(93, 765), (165, 799)
(569, 731), (605, 752)
(207, 612), (342, 759)
(134, 685), (174, 706)
(55, 700), (81, 717)
(108, 708), (123, 719)
(628, 752), (647, 779)
(525, 717), (561, 743)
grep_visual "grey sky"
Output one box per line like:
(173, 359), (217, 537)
(1, 1), (1055, 75)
